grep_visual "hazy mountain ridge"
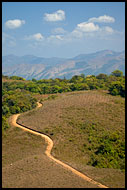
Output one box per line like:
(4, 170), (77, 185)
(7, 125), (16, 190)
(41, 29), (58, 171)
(2, 50), (125, 79)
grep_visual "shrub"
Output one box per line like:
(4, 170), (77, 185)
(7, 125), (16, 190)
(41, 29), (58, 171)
(2, 105), (10, 116)
(2, 116), (9, 133)
(109, 81), (125, 97)
(88, 132), (125, 170)
(111, 70), (123, 77)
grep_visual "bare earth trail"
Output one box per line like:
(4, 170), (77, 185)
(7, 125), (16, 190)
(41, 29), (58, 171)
(11, 102), (108, 188)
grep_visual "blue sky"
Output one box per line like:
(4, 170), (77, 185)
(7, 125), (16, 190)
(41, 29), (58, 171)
(2, 2), (125, 58)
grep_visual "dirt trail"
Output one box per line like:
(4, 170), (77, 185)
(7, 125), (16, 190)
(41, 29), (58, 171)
(11, 102), (108, 188)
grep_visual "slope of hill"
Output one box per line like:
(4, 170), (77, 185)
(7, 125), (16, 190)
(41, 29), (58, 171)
(17, 90), (125, 188)
(2, 90), (125, 188)
(2, 73), (125, 188)
(2, 50), (125, 80)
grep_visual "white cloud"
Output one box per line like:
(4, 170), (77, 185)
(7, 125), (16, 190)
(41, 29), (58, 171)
(47, 35), (63, 41)
(71, 29), (83, 39)
(44, 10), (65, 22)
(5, 19), (25, 29)
(46, 35), (64, 45)
(70, 22), (99, 39)
(51, 27), (67, 34)
(32, 33), (44, 41)
(46, 15), (115, 43)
(55, 35), (63, 40)
(77, 22), (99, 32)
(23, 14), (115, 46)
(25, 33), (44, 41)
(67, 22), (115, 42)
(69, 15), (115, 40)
(104, 26), (114, 33)
(97, 26), (114, 37)
(88, 15), (115, 23)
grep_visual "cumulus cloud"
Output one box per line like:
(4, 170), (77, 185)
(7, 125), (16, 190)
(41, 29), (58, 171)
(77, 22), (99, 32)
(24, 33), (44, 41)
(44, 10), (65, 22)
(5, 19), (25, 29)
(68, 15), (115, 40)
(24, 14), (115, 46)
(88, 15), (115, 23)
(70, 22), (99, 39)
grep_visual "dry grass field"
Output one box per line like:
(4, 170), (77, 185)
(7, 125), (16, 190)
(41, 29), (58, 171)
(2, 116), (101, 188)
(2, 90), (125, 188)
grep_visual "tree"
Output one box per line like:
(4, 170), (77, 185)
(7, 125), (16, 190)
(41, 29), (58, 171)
(80, 73), (85, 79)
(10, 76), (25, 80)
(109, 81), (125, 97)
(10, 106), (20, 114)
(2, 116), (9, 132)
(70, 75), (79, 83)
(111, 70), (123, 77)
(2, 105), (10, 116)
(70, 84), (77, 91)
(32, 78), (37, 82)
(96, 73), (107, 80)
(7, 99), (16, 106)
(50, 85), (60, 93)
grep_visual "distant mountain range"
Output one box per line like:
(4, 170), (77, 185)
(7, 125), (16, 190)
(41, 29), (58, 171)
(2, 50), (125, 80)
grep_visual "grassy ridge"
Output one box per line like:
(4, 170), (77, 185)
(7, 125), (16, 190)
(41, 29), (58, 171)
(18, 90), (125, 173)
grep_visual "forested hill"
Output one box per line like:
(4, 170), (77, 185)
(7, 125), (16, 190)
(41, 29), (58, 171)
(2, 50), (125, 80)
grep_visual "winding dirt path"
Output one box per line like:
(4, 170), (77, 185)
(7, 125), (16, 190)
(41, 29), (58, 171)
(11, 102), (108, 188)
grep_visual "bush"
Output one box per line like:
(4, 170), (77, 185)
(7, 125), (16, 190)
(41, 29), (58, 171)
(96, 73), (108, 80)
(88, 132), (125, 170)
(111, 70), (123, 77)
(109, 81), (125, 97)
(9, 106), (20, 114)
(2, 116), (9, 132)
(10, 76), (25, 80)
(2, 105), (10, 116)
